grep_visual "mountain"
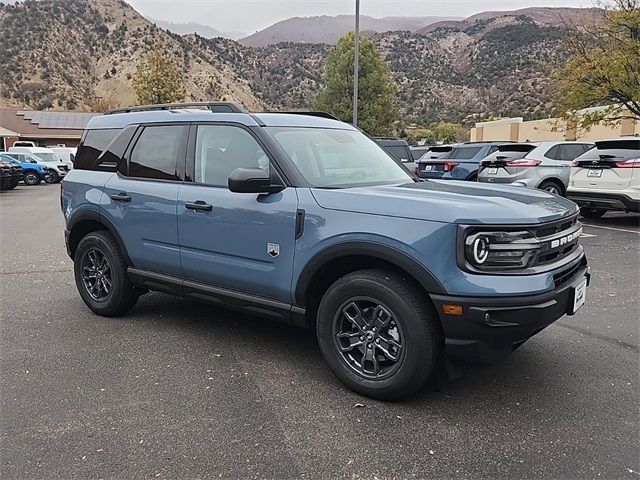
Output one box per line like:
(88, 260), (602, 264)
(0, 1), (603, 126)
(0, 0), (266, 111)
(418, 7), (602, 34)
(239, 15), (460, 47)
(149, 19), (245, 40)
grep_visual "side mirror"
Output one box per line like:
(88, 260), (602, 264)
(228, 168), (284, 194)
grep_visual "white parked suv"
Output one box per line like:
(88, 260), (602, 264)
(568, 138), (640, 218)
(8, 146), (72, 182)
(478, 141), (593, 196)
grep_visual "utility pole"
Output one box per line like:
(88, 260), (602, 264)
(353, 0), (360, 127)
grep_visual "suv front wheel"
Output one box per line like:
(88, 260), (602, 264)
(74, 231), (139, 316)
(316, 269), (442, 401)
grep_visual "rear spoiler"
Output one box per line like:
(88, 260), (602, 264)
(496, 143), (536, 153)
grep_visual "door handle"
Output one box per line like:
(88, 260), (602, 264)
(185, 201), (213, 212)
(110, 192), (131, 203)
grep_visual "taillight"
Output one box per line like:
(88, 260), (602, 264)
(443, 162), (459, 172)
(615, 158), (640, 168)
(506, 159), (541, 167)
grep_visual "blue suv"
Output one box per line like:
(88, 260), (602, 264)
(417, 142), (508, 181)
(0, 153), (49, 185)
(62, 103), (590, 400)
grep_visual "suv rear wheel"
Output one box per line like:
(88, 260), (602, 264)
(316, 269), (441, 401)
(74, 231), (139, 316)
(539, 180), (564, 196)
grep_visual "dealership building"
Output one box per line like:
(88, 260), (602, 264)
(0, 109), (99, 150)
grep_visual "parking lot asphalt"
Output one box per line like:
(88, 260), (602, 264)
(1, 185), (638, 480)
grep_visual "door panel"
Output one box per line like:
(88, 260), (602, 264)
(102, 175), (181, 275)
(100, 124), (187, 277)
(178, 186), (298, 301)
(178, 124), (298, 302)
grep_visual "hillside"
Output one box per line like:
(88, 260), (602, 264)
(0, 1), (602, 125)
(239, 15), (459, 47)
(0, 0), (266, 110)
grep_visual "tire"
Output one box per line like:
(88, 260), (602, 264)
(45, 171), (60, 184)
(9, 179), (19, 189)
(316, 269), (442, 401)
(74, 231), (139, 317)
(580, 207), (607, 219)
(23, 172), (42, 186)
(538, 180), (564, 196)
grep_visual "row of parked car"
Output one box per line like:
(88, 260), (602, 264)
(0, 144), (75, 190)
(375, 137), (640, 218)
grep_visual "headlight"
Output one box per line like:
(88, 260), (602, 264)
(463, 230), (541, 270)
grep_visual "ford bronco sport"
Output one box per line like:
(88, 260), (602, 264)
(62, 102), (590, 400)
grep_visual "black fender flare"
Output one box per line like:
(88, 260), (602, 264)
(66, 209), (133, 265)
(294, 241), (446, 306)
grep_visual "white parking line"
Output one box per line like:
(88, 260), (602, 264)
(582, 223), (640, 234)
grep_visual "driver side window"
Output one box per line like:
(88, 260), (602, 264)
(194, 125), (270, 187)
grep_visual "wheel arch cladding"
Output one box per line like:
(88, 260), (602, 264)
(295, 241), (446, 317)
(67, 210), (133, 265)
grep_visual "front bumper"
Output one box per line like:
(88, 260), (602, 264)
(430, 259), (590, 365)
(567, 190), (640, 213)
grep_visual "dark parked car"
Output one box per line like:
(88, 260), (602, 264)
(0, 159), (22, 190)
(410, 146), (430, 162)
(374, 138), (417, 173)
(417, 142), (509, 181)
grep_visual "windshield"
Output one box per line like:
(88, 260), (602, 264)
(35, 152), (58, 162)
(266, 127), (413, 187)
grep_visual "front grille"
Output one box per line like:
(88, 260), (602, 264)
(532, 213), (581, 268)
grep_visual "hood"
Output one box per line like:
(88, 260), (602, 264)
(311, 181), (578, 224)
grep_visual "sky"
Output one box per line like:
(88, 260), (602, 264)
(125, 0), (592, 35)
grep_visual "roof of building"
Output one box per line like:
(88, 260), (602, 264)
(0, 109), (100, 138)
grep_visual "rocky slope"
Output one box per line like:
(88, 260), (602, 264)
(0, 1), (601, 124)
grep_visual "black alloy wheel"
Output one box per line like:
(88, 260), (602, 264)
(333, 298), (404, 379)
(81, 248), (113, 302)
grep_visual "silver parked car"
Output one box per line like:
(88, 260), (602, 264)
(478, 141), (594, 196)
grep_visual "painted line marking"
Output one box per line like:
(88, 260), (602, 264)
(581, 223), (640, 234)
(580, 233), (597, 238)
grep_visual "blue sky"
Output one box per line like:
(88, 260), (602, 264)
(125, 0), (592, 35)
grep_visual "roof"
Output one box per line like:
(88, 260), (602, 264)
(87, 109), (356, 131)
(0, 109), (99, 139)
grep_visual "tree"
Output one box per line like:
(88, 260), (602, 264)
(132, 39), (186, 105)
(312, 32), (399, 136)
(556, 0), (640, 128)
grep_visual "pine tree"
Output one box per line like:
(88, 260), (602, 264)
(132, 40), (186, 105)
(312, 32), (399, 136)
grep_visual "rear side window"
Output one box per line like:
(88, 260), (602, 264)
(127, 125), (187, 181)
(544, 145), (561, 160)
(385, 145), (410, 162)
(558, 144), (590, 161)
(75, 129), (120, 170)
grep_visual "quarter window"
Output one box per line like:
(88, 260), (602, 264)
(75, 129), (120, 170)
(128, 126), (186, 181)
(194, 125), (270, 186)
(559, 144), (589, 161)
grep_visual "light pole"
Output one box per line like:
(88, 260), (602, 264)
(353, 0), (360, 127)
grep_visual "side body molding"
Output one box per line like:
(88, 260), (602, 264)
(294, 241), (446, 306)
